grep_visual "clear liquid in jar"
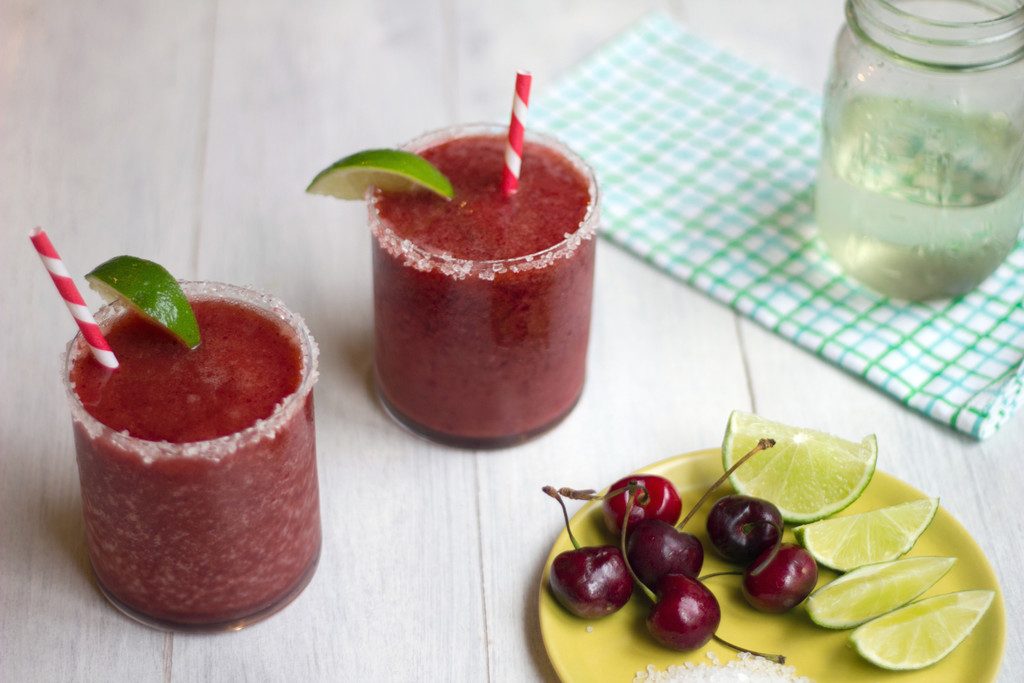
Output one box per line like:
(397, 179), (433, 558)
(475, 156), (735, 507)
(816, 96), (1023, 300)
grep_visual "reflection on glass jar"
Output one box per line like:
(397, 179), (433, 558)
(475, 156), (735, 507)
(816, 0), (1024, 300)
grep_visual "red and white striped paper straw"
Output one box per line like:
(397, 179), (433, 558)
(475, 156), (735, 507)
(500, 71), (533, 197)
(29, 228), (119, 370)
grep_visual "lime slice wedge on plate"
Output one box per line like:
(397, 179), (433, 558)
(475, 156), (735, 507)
(851, 590), (995, 670)
(807, 556), (955, 629)
(306, 149), (453, 200)
(722, 411), (877, 523)
(795, 497), (939, 571)
(86, 255), (200, 348)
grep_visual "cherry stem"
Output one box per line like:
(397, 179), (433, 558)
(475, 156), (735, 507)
(543, 486), (581, 551)
(606, 482), (650, 505)
(741, 519), (786, 579)
(701, 567), (787, 663)
(698, 570), (743, 581)
(741, 519), (782, 537)
(748, 537), (785, 578)
(675, 438), (776, 531)
(620, 484), (658, 603)
(557, 482), (651, 507)
(713, 634), (785, 665)
(557, 487), (599, 501)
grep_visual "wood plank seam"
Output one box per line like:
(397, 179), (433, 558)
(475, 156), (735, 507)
(734, 315), (759, 415)
(163, 633), (173, 683)
(188, 0), (221, 280)
(473, 455), (495, 683)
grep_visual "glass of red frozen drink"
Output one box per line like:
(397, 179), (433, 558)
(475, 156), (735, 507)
(63, 281), (321, 631)
(370, 124), (598, 448)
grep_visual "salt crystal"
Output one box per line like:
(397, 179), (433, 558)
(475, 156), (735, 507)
(632, 651), (812, 683)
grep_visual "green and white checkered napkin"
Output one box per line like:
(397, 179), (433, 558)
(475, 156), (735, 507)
(532, 13), (1024, 439)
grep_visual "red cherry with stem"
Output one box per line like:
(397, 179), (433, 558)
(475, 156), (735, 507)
(742, 543), (818, 613)
(602, 474), (681, 537)
(544, 487), (632, 619)
(618, 481), (785, 663)
(706, 495), (783, 565)
(626, 519), (703, 585)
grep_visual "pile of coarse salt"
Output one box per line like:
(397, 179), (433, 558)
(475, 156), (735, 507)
(633, 651), (812, 683)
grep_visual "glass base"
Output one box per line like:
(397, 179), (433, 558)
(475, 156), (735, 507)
(92, 545), (321, 632)
(375, 382), (582, 450)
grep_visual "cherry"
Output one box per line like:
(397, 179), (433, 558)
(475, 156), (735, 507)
(626, 519), (703, 586)
(646, 573), (720, 651)
(706, 494), (782, 565)
(602, 474), (681, 536)
(544, 487), (632, 619)
(742, 543), (818, 613)
(549, 546), (633, 619)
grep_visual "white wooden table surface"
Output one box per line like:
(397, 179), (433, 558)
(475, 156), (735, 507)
(1, 1), (1020, 681)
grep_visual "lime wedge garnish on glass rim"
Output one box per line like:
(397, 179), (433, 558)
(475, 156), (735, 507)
(722, 411), (877, 524)
(306, 149), (453, 200)
(850, 589), (995, 670)
(806, 556), (956, 629)
(795, 497), (939, 571)
(86, 255), (200, 349)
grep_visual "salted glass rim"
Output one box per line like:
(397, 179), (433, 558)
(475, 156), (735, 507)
(367, 122), (599, 279)
(62, 280), (319, 463)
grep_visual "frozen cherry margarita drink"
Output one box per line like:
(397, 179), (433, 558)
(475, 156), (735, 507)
(63, 281), (320, 630)
(369, 124), (598, 447)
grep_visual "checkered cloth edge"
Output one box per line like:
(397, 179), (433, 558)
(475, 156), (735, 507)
(531, 13), (1024, 439)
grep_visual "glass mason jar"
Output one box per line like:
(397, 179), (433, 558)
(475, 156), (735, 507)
(816, 0), (1024, 300)
(369, 124), (598, 449)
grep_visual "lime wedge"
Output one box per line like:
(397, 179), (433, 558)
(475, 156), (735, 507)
(86, 255), (200, 348)
(851, 590), (995, 670)
(722, 411), (877, 523)
(795, 498), (939, 571)
(807, 556), (955, 629)
(306, 149), (453, 200)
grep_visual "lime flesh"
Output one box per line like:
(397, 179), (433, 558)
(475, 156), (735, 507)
(807, 556), (955, 628)
(306, 148), (453, 200)
(851, 590), (994, 670)
(722, 411), (877, 523)
(86, 255), (200, 348)
(795, 498), (939, 571)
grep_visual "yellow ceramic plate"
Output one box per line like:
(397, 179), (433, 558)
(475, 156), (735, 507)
(539, 449), (1005, 682)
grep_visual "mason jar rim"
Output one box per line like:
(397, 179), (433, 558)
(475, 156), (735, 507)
(367, 123), (599, 280)
(62, 281), (320, 463)
(848, 0), (1024, 70)
(873, 0), (1024, 28)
